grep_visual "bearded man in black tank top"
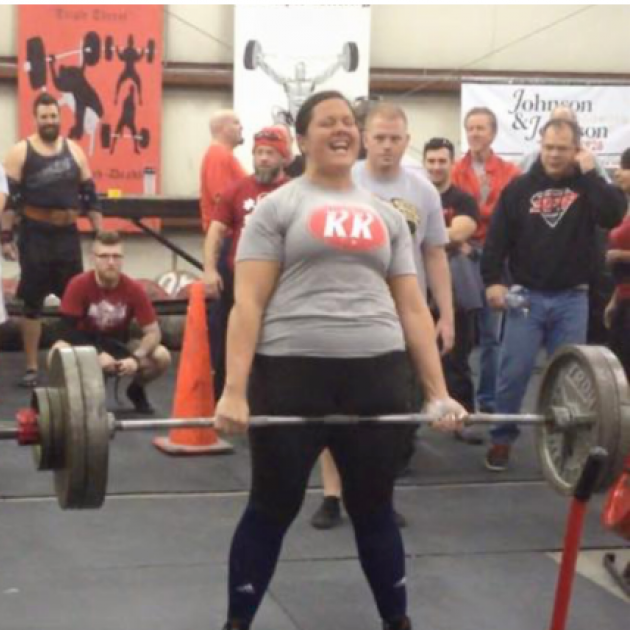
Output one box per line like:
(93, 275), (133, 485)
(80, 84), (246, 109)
(3, 92), (102, 387)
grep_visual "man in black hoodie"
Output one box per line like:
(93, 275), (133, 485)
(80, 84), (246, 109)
(481, 118), (625, 471)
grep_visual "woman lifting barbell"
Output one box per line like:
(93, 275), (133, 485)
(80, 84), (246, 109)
(214, 90), (466, 630)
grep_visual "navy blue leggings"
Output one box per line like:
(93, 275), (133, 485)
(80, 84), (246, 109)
(226, 352), (417, 627)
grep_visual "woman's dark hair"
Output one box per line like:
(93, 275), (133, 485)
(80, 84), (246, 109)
(621, 148), (630, 170)
(294, 90), (355, 137)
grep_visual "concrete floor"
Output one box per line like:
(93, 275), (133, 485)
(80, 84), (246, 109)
(0, 346), (628, 629)
(0, 232), (628, 627)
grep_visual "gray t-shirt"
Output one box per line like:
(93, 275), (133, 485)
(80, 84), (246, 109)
(352, 162), (448, 295)
(236, 177), (416, 357)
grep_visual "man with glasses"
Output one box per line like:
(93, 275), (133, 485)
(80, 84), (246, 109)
(52, 231), (171, 414)
(203, 127), (290, 399)
(481, 119), (625, 470)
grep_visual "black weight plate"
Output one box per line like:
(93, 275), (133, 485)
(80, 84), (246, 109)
(83, 31), (101, 66)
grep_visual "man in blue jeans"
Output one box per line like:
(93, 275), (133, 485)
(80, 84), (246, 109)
(481, 118), (625, 470)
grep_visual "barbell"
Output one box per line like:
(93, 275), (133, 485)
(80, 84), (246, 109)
(100, 124), (150, 150)
(24, 32), (101, 90)
(104, 36), (156, 63)
(1, 344), (629, 510)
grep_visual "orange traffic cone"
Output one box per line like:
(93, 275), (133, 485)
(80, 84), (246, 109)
(153, 281), (233, 455)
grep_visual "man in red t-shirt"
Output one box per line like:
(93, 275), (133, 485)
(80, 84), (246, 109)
(203, 127), (290, 398)
(199, 110), (247, 233)
(52, 231), (171, 413)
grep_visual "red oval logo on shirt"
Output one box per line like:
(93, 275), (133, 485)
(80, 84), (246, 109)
(308, 205), (387, 251)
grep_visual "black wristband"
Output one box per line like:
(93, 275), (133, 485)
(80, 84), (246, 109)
(1, 230), (14, 245)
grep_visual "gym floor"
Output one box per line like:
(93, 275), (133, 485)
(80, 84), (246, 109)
(0, 350), (628, 630)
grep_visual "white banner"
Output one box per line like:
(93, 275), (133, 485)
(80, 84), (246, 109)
(461, 83), (630, 169)
(234, 5), (371, 163)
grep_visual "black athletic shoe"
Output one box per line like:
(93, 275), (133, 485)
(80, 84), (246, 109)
(19, 369), (38, 388)
(383, 615), (412, 630)
(126, 381), (154, 415)
(310, 496), (342, 529)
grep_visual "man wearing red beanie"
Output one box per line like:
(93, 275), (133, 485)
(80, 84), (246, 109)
(203, 127), (290, 398)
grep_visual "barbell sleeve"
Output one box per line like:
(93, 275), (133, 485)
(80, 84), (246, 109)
(0, 424), (19, 441)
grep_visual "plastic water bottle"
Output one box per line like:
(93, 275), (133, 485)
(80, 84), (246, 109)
(505, 285), (530, 316)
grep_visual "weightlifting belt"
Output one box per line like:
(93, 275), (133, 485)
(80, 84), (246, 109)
(23, 205), (79, 227)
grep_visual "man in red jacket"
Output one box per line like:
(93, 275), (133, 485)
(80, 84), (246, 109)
(452, 107), (520, 418)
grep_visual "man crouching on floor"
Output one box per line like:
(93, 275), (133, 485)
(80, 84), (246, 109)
(50, 230), (171, 413)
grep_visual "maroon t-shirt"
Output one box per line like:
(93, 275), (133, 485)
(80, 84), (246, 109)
(609, 216), (630, 300)
(61, 271), (156, 336)
(211, 174), (289, 269)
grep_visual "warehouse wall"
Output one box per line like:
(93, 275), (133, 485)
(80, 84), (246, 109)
(0, 4), (628, 195)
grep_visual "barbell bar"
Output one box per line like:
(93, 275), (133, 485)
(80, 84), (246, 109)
(3, 344), (630, 509)
(111, 412), (587, 431)
(0, 410), (594, 439)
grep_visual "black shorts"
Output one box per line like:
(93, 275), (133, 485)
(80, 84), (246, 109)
(17, 219), (83, 313)
(246, 351), (419, 523)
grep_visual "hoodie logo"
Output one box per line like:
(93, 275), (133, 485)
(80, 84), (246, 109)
(529, 188), (579, 228)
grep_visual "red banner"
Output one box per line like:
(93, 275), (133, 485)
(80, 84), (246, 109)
(18, 5), (163, 231)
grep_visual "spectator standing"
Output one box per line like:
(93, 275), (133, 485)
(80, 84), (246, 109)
(199, 110), (247, 396)
(199, 110), (246, 232)
(481, 119), (625, 470)
(452, 106), (520, 415)
(3, 92), (102, 387)
(310, 102), (453, 529)
(203, 127), (290, 399)
(423, 137), (483, 444)
(605, 147), (630, 378)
